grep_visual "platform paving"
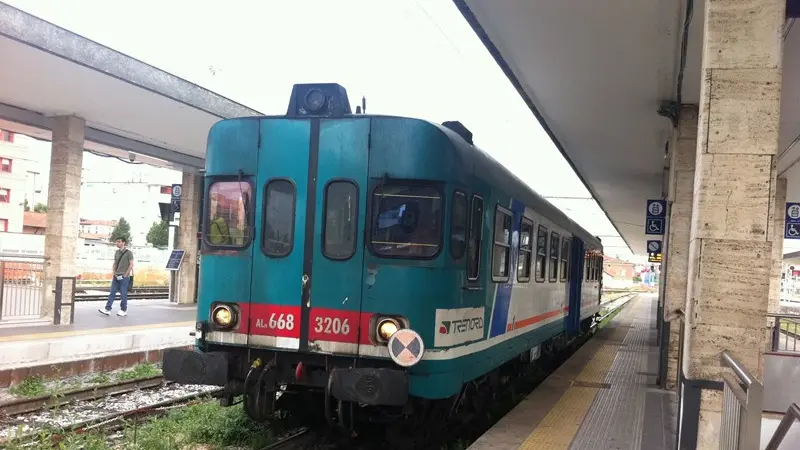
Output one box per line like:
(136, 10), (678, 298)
(0, 300), (196, 387)
(0, 300), (196, 338)
(468, 294), (677, 450)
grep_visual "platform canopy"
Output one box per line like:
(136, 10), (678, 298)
(455, 0), (800, 254)
(0, 2), (262, 172)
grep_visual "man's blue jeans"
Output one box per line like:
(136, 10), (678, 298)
(105, 276), (130, 312)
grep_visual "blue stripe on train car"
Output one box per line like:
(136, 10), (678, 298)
(566, 237), (585, 336)
(489, 198), (526, 338)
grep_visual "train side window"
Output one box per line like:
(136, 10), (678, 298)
(492, 207), (512, 281)
(263, 179), (296, 257)
(450, 191), (468, 259)
(466, 196), (484, 281)
(517, 217), (533, 282)
(584, 254), (589, 281)
(205, 180), (253, 249)
(535, 225), (547, 282)
(560, 238), (570, 282)
(370, 184), (443, 258)
(597, 255), (603, 281)
(594, 255), (599, 281)
(323, 181), (358, 260)
(549, 232), (560, 281)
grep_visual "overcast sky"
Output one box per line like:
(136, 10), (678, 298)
(6, 0), (640, 260)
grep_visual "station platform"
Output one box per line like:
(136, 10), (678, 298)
(469, 294), (676, 450)
(0, 300), (196, 387)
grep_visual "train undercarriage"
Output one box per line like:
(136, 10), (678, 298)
(163, 314), (599, 443)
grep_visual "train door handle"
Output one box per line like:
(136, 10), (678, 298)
(302, 274), (309, 288)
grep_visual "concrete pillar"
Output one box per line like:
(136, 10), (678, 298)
(664, 105), (697, 390)
(682, 0), (784, 447)
(42, 116), (85, 324)
(768, 177), (787, 319)
(176, 172), (201, 304)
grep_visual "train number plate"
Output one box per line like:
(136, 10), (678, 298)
(249, 304), (300, 338)
(309, 308), (360, 343)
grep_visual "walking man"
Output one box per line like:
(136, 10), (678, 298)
(99, 238), (134, 316)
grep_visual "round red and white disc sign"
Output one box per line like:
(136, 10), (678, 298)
(388, 328), (425, 367)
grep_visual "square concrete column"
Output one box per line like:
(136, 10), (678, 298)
(176, 172), (201, 304)
(681, 0), (785, 447)
(663, 105), (697, 390)
(42, 116), (85, 324)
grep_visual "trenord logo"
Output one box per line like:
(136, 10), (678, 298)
(433, 307), (485, 347)
(439, 317), (483, 335)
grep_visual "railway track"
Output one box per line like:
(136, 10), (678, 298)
(0, 374), (223, 445)
(261, 427), (322, 450)
(597, 293), (637, 324)
(0, 375), (167, 417)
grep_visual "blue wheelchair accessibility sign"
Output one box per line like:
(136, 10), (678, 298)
(786, 203), (800, 239)
(646, 218), (665, 235)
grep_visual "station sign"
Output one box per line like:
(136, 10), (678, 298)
(645, 199), (666, 236)
(647, 240), (662, 263)
(786, 202), (800, 239)
(171, 183), (182, 214)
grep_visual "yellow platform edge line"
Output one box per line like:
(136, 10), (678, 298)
(575, 343), (621, 384)
(518, 386), (599, 450)
(0, 321), (194, 343)
(518, 340), (625, 450)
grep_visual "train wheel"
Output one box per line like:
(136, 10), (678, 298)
(244, 387), (276, 422)
(243, 366), (278, 422)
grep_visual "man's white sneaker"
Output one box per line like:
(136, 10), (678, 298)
(99, 308), (110, 315)
(117, 310), (127, 317)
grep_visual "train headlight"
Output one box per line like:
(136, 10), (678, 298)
(377, 318), (400, 341)
(304, 89), (326, 112)
(211, 304), (236, 329)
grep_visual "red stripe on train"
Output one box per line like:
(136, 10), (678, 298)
(506, 307), (566, 332)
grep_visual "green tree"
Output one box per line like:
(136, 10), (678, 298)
(23, 198), (29, 212)
(33, 203), (47, 213)
(146, 220), (169, 248)
(110, 217), (132, 244)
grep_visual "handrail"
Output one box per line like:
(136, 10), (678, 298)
(765, 403), (800, 450)
(721, 351), (757, 388)
(767, 313), (800, 319)
(719, 351), (763, 450)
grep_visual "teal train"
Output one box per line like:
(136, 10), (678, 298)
(163, 83), (603, 429)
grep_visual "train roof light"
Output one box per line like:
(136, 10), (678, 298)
(286, 83), (352, 118)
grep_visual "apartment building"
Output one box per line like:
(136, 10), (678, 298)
(0, 131), (40, 233)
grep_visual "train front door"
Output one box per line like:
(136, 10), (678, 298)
(250, 118), (369, 354)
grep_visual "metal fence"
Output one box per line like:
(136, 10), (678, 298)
(719, 351), (763, 450)
(770, 313), (800, 353)
(0, 254), (44, 321)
